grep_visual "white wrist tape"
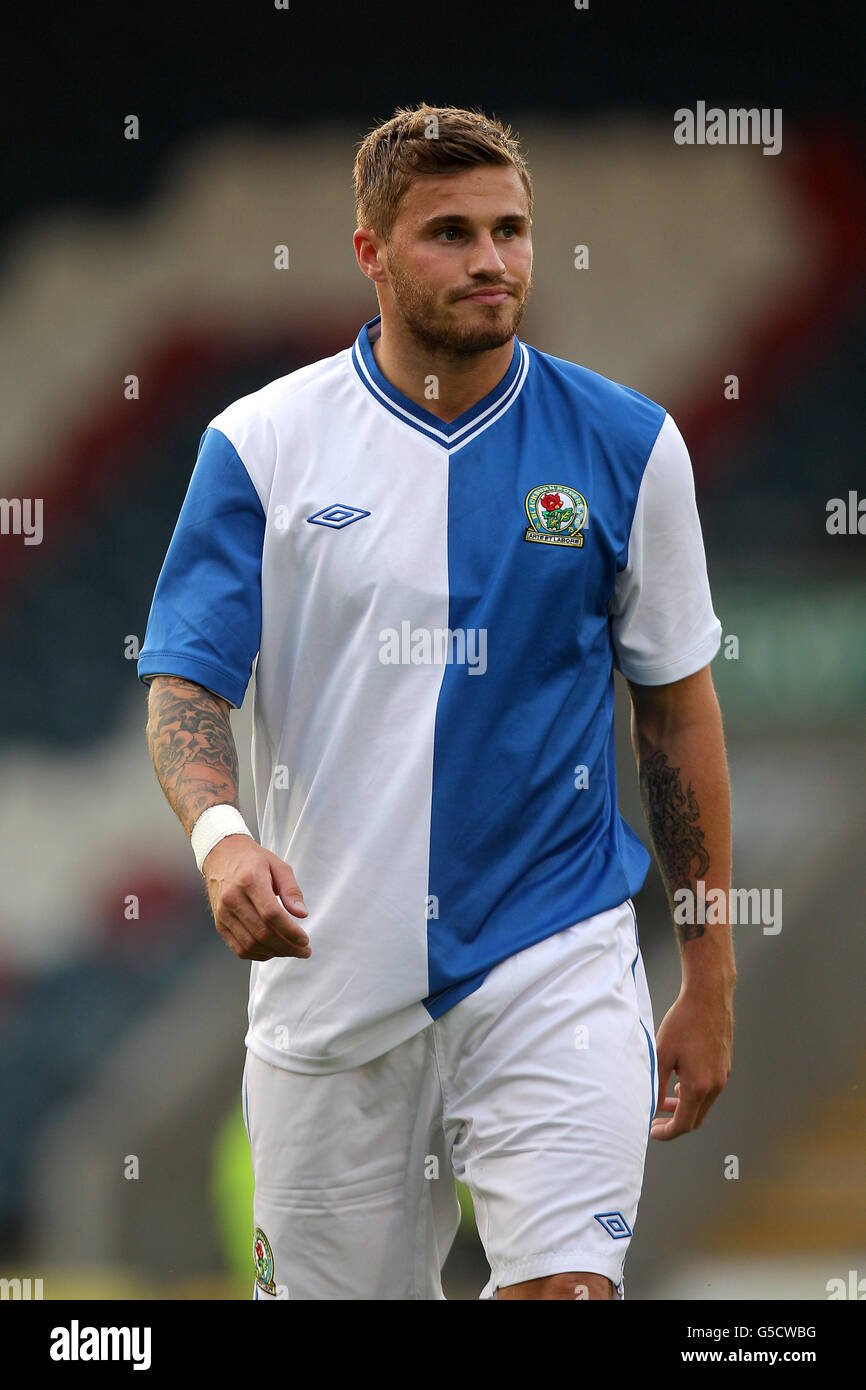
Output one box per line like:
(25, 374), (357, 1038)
(191, 804), (254, 873)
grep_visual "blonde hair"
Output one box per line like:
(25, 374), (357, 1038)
(354, 102), (532, 240)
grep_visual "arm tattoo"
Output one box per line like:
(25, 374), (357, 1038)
(146, 677), (239, 835)
(639, 749), (710, 944)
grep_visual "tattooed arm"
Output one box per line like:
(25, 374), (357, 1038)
(626, 663), (734, 1139)
(145, 674), (240, 834)
(145, 675), (310, 961)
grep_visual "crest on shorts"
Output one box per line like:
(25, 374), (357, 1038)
(254, 1226), (276, 1294)
(524, 485), (588, 547)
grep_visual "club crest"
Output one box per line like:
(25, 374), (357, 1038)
(253, 1226), (276, 1295)
(524, 485), (588, 547)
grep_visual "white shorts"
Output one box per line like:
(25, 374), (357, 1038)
(242, 898), (658, 1300)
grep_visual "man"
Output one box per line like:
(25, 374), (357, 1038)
(138, 103), (734, 1301)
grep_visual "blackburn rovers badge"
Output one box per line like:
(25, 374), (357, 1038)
(253, 1227), (276, 1295)
(524, 484), (588, 547)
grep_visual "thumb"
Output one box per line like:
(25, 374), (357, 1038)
(268, 853), (308, 916)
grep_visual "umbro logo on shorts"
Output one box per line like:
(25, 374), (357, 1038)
(594, 1211), (632, 1239)
(307, 504), (371, 529)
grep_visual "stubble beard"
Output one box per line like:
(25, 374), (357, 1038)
(384, 253), (531, 359)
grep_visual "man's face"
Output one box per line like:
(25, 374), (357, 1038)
(374, 164), (533, 355)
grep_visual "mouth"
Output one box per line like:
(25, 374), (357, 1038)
(458, 289), (512, 305)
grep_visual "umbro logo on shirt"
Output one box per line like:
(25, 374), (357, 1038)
(306, 504), (371, 529)
(524, 484), (588, 548)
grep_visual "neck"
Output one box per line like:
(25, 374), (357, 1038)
(370, 315), (514, 424)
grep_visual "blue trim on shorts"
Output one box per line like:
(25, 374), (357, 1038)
(627, 900), (657, 1141)
(627, 898), (640, 978)
(639, 1020), (657, 1140)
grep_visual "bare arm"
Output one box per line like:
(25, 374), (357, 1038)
(627, 663), (734, 1138)
(145, 675), (240, 834)
(145, 675), (310, 961)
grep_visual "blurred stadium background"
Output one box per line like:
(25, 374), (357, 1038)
(1, 2), (863, 1300)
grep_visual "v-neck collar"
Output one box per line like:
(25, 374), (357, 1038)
(350, 313), (529, 455)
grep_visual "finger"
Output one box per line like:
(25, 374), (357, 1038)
(214, 909), (278, 962)
(231, 906), (310, 960)
(251, 889), (311, 951)
(693, 1084), (724, 1129)
(244, 875), (311, 952)
(269, 856), (309, 918)
(652, 1088), (703, 1141)
(248, 865), (311, 952)
(220, 894), (310, 960)
(654, 1065), (673, 1118)
(668, 1088), (703, 1136)
(651, 1110), (684, 1140)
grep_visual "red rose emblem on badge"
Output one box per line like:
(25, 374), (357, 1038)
(538, 491), (572, 532)
(255, 1238), (264, 1262)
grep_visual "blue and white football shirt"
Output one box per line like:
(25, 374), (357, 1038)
(138, 313), (721, 1073)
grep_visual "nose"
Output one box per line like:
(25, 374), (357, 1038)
(466, 231), (508, 278)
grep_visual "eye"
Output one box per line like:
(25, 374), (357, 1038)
(436, 227), (462, 241)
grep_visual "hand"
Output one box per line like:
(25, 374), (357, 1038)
(202, 835), (311, 962)
(650, 980), (733, 1140)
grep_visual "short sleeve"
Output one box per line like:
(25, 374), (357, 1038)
(137, 426), (266, 709)
(609, 412), (721, 685)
